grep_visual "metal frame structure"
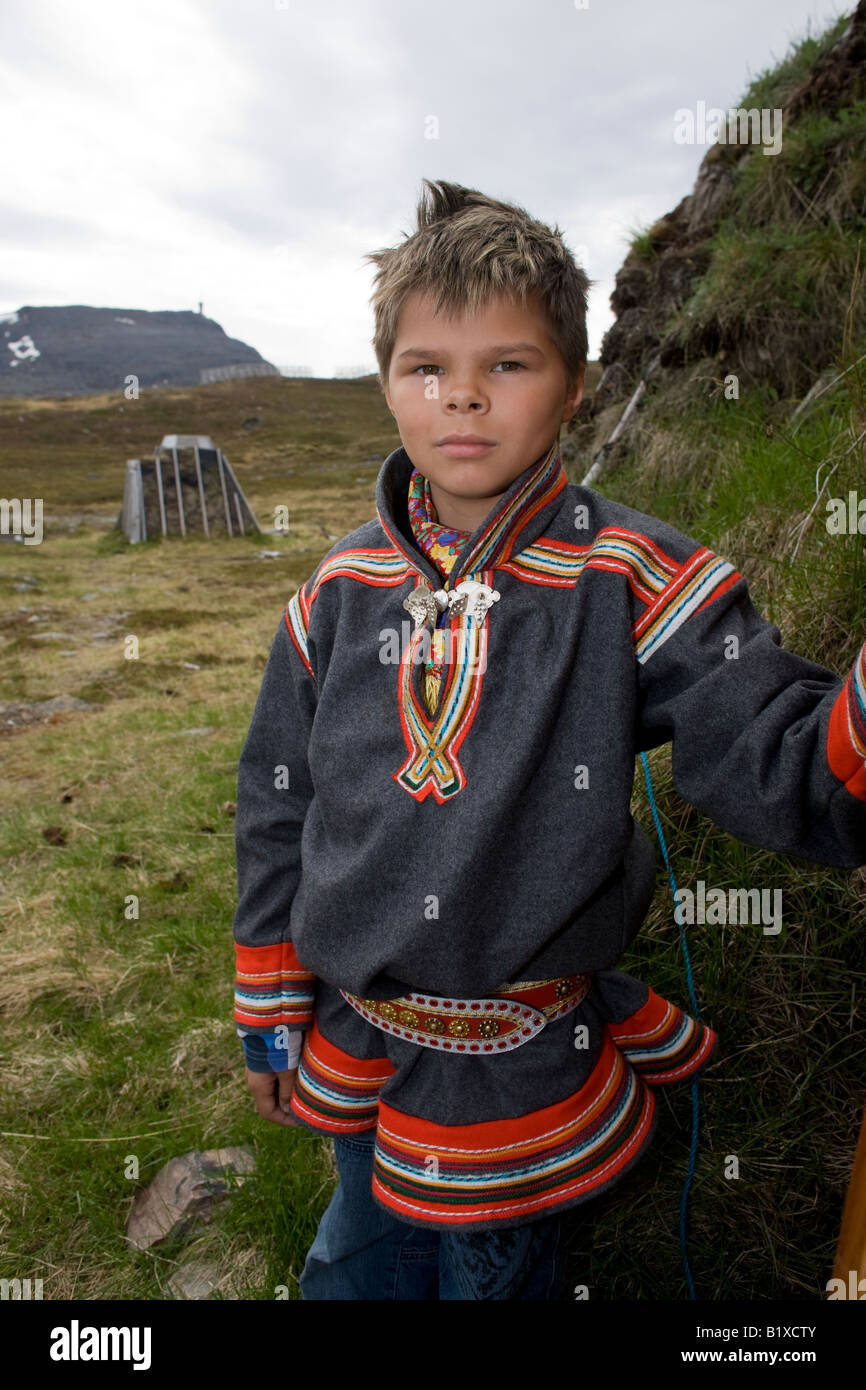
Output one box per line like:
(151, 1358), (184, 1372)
(118, 434), (260, 542)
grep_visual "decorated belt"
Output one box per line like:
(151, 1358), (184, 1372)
(340, 973), (593, 1054)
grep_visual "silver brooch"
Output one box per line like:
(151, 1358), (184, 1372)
(403, 583), (445, 630)
(403, 578), (501, 630)
(446, 579), (501, 623)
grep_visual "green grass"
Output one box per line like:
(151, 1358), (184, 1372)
(737, 12), (851, 113)
(625, 221), (657, 262)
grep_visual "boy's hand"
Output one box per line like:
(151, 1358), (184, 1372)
(245, 1065), (301, 1126)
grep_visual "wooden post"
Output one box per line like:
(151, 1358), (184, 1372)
(153, 456), (167, 537)
(580, 379), (647, 488)
(217, 450), (234, 536)
(222, 456), (259, 533)
(171, 447), (186, 537)
(194, 444), (210, 537)
(136, 460), (147, 542)
(831, 1103), (866, 1294)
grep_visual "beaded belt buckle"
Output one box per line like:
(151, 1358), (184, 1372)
(340, 973), (593, 1055)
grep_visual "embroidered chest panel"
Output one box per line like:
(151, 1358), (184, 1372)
(285, 534), (739, 804)
(394, 569), (499, 803)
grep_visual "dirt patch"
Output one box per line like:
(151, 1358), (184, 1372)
(0, 694), (95, 735)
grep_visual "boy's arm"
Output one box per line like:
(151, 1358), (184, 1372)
(635, 545), (866, 866)
(233, 599), (319, 1071)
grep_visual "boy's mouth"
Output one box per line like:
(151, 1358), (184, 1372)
(436, 433), (496, 459)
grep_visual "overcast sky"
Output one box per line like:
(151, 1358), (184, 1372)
(0, 0), (849, 377)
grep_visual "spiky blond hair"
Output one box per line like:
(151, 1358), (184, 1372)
(363, 178), (591, 394)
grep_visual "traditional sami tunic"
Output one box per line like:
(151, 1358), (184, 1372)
(232, 440), (866, 1232)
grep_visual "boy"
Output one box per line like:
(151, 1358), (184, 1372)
(233, 179), (866, 1300)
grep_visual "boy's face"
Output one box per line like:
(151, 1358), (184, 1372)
(383, 289), (584, 533)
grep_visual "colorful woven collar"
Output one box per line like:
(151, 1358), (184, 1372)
(398, 440), (563, 585)
(406, 468), (471, 580)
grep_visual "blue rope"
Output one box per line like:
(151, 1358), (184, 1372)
(640, 751), (700, 1301)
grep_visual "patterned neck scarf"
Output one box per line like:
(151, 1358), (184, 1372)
(406, 469), (473, 715)
(406, 467), (471, 580)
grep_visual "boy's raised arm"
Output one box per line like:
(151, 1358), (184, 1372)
(635, 545), (866, 867)
(232, 595), (319, 1073)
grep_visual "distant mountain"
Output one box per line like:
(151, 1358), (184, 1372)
(0, 305), (278, 399)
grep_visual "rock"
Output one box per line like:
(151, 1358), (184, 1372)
(0, 695), (95, 734)
(783, 4), (866, 122)
(610, 264), (652, 315)
(656, 245), (712, 312)
(125, 1147), (256, 1251)
(599, 307), (656, 375)
(592, 362), (634, 412)
(167, 1260), (221, 1300)
(680, 147), (741, 237)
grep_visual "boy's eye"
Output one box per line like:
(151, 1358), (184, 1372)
(412, 361), (525, 376)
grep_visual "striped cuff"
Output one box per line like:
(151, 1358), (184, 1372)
(233, 941), (317, 1029)
(827, 640), (866, 800)
(606, 987), (717, 1084)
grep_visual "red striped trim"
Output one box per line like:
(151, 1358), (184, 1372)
(289, 1017), (394, 1133)
(694, 568), (741, 616)
(283, 994), (718, 1226)
(307, 548), (413, 602)
(827, 667), (866, 801)
(284, 581), (314, 678)
(234, 940), (313, 976)
(370, 1035), (655, 1225)
(233, 940), (317, 1029)
(498, 467), (568, 565)
(607, 987), (718, 1084)
(633, 546), (710, 643)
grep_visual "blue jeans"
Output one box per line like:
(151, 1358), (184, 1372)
(299, 1128), (566, 1300)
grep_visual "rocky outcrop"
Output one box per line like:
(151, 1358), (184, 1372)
(578, 0), (866, 422)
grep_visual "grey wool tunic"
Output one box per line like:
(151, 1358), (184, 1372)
(232, 440), (866, 1230)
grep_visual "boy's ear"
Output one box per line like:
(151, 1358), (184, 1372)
(563, 363), (586, 422)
